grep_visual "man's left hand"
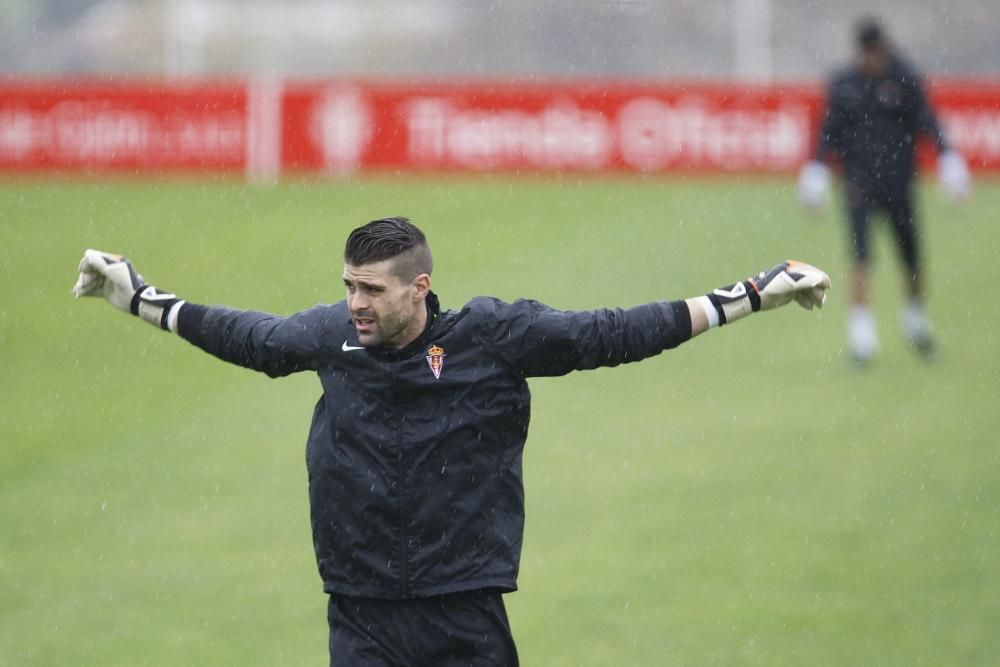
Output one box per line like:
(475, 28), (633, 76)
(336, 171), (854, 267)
(750, 260), (830, 311)
(705, 260), (830, 326)
(938, 150), (971, 201)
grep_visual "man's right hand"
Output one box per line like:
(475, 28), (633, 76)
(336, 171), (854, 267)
(72, 249), (145, 312)
(797, 161), (830, 211)
(73, 249), (184, 331)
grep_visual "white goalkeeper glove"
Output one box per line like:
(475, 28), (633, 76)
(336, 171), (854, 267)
(72, 249), (184, 332)
(938, 150), (971, 201)
(797, 160), (830, 211)
(702, 260), (830, 326)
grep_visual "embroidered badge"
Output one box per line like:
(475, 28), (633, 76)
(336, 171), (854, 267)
(425, 344), (446, 379)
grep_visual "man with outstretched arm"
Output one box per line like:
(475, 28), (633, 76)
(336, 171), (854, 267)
(73, 216), (830, 666)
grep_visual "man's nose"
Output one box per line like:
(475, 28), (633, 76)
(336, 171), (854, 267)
(349, 290), (369, 311)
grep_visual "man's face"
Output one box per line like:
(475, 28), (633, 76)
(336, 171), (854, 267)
(859, 45), (888, 78)
(343, 258), (429, 349)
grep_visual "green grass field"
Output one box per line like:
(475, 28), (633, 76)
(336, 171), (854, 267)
(2, 174), (999, 666)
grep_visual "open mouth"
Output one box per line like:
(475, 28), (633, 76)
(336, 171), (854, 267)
(353, 316), (375, 333)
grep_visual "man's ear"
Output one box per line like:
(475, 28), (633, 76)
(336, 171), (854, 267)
(412, 273), (431, 301)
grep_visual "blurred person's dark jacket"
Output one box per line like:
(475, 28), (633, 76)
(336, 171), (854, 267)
(817, 55), (947, 189)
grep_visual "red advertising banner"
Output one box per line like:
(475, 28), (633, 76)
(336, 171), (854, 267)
(281, 81), (819, 174)
(929, 81), (1000, 171)
(0, 80), (246, 170)
(1, 78), (998, 175)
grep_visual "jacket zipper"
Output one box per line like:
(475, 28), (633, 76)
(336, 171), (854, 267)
(395, 394), (409, 598)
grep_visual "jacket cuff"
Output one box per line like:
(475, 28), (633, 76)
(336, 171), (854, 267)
(176, 303), (210, 348)
(669, 299), (693, 347)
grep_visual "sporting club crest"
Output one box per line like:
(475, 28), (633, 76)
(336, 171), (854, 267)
(425, 344), (446, 380)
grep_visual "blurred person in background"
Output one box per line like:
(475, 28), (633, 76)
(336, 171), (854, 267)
(798, 17), (970, 365)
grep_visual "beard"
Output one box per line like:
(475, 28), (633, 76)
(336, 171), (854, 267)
(354, 307), (416, 348)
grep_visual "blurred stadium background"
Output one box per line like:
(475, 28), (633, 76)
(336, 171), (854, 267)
(2, 2), (999, 666)
(2, 0), (999, 78)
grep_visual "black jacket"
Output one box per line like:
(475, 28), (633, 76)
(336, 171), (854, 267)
(177, 292), (692, 598)
(816, 56), (947, 187)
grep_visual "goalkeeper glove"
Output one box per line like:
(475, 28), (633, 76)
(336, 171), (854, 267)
(797, 160), (830, 211)
(704, 260), (830, 326)
(72, 249), (184, 332)
(938, 150), (971, 201)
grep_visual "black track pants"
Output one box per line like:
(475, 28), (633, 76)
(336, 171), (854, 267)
(327, 590), (519, 667)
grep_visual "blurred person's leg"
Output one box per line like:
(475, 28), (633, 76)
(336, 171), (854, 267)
(886, 184), (934, 356)
(845, 180), (878, 364)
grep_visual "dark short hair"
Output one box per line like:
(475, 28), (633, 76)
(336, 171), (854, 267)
(856, 17), (885, 50)
(344, 216), (433, 280)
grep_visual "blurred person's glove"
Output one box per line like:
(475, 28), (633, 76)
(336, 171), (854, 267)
(702, 260), (830, 326)
(938, 150), (971, 201)
(73, 249), (184, 332)
(797, 161), (830, 211)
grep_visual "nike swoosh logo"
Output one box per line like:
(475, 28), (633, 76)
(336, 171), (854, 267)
(342, 341), (366, 352)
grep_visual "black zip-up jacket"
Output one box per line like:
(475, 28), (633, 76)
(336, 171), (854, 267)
(177, 292), (692, 599)
(816, 55), (947, 188)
